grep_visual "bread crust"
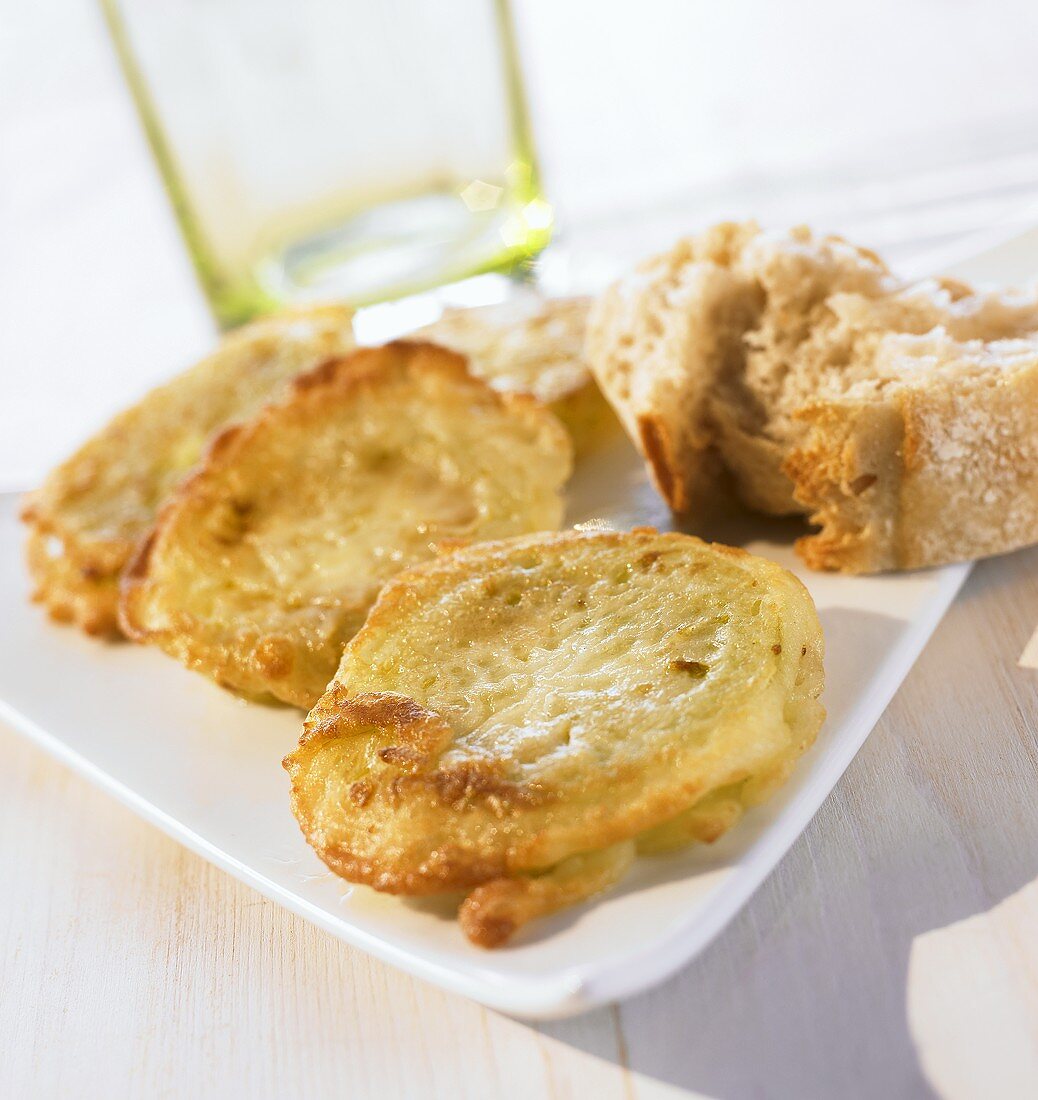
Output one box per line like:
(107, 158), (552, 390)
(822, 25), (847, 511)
(284, 528), (825, 944)
(789, 357), (1038, 570)
(119, 341), (572, 708)
(585, 223), (760, 512)
(587, 222), (1038, 571)
(22, 304), (355, 635)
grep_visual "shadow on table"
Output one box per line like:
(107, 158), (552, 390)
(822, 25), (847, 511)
(531, 553), (1038, 1100)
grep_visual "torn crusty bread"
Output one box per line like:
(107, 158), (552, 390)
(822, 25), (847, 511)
(120, 342), (572, 709)
(413, 296), (616, 453)
(22, 304), (356, 635)
(586, 222), (1038, 571)
(284, 528), (824, 946)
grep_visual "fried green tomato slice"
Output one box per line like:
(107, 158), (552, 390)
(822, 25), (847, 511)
(22, 304), (355, 636)
(120, 342), (573, 709)
(284, 528), (825, 947)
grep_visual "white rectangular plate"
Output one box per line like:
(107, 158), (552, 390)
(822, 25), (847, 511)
(0, 455), (967, 1018)
(13, 220), (1034, 1019)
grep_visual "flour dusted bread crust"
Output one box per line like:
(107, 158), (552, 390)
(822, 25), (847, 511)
(22, 304), (355, 635)
(414, 296), (616, 452)
(789, 333), (1038, 571)
(120, 342), (572, 709)
(587, 222), (1038, 571)
(284, 528), (824, 946)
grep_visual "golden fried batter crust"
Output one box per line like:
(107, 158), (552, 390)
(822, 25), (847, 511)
(285, 528), (825, 945)
(120, 342), (572, 708)
(414, 296), (617, 453)
(22, 305), (355, 635)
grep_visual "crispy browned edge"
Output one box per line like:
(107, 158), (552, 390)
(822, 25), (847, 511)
(286, 684), (522, 895)
(636, 413), (736, 520)
(21, 307), (359, 638)
(118, 416), (250, 640)
(20, 495), (129, 637)
(281, 527), (799, 902)
(783, 404), (890, 572)
(457, 852), (631, 949)
(783, 398), (917, 573)
(458, 887), (522, 948)
(636, 413), (687, 513)
(118, 341), (570, 697)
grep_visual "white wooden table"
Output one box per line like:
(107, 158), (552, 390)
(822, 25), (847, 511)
(8, 4), (1038, 1096)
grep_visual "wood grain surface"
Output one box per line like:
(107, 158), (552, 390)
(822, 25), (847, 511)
(4, 544), (1038, 1099)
